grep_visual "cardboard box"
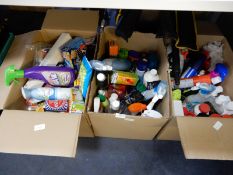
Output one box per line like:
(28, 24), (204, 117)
(162, 34), (233, 160)
(87, 27), (170, 140)
(0, 9), (99, 157)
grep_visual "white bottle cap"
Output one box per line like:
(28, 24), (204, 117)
(150, 69), (157, 75)
(97, 73), (106, 82)
(98, 90), (106, 96)
(211, 76), (222, 85)
(109, 93), (118, 103)
(111, 100), (120, 111)
(94, 97), (100, 112)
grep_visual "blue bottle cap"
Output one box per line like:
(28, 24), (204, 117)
(128, 50), (141, 59)
(214, 63), (228, 81)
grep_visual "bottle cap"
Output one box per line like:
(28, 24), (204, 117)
(210, 113), (221, 118)
(111, 100), (120, 110)
(150, 69), (157, 75)
(214, 63), (228, 81)
(136, 82), (147, 92)
(97, 73), (106, 82)
(199, 103), (210, 113)
(98, 94), (106, 102)
(98, 90), (106, 96)
(109, 93), (118, 102)
(211, 76), (222, 85)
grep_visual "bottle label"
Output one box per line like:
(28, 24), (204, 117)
(146, 81), (159, 90)
(42, 71), (71, 86)
(178, 79), (194, 89)
(45, 100), (69, 112)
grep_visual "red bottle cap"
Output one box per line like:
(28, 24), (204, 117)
(222, 115), (233, 118)
(199, 103), (210, 113)
(183, 107), (196, 117)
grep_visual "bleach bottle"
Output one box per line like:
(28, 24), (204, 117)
(143, 69), (160, 90)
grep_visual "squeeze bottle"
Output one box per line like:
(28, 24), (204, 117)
(143, 69), (160, 90)
(5, 65), (76, 87)
(21, 87), (72, 101)
(109, 100), (120, 113)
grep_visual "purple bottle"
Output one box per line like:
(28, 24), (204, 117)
(5, 65), (76, 87)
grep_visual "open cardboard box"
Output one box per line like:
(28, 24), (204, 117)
(0, 9), (99, 157)
(87, 27), (170, 140)
(158, 34), (233, 160)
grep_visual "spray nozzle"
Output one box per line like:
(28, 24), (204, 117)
(4, 65), (24, 86)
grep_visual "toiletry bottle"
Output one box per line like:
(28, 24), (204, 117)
(109, 100), (120, 113)
(136, 58), (148, 82)
(97, 72), (108, 90)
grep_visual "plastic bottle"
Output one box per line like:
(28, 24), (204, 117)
(109, 93), (118, 103)
(90, 59), (131, 71)
(97, 72), (107, 90)
(94, 96), (101, 112)
(5, 65), (76, 87)
(128, 103), (147, 114)
(21, 87), (72, 101)
(119, 90), (144, 114)
(141, 110), (163, 118)
(109, 100), (120, 113)
(136, 58), (148, 82)
(111, 71), (139, 86)
(98, 94), (109, 109)
(142, 80), (167, 101)
(181, 54), (206, 78)
(143, 69), (160, 90)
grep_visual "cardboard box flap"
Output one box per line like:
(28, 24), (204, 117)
(0, 31), (43, 110)
(177, 117), (233, 160)
(0, 110), (81, 157)
(42, 9), (99, 35)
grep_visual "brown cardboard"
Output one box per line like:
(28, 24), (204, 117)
(173, 35), (233, 160)
(0, 9), (98, 157)
(0, 110), (80, 157)
(88, 27), (170, 140)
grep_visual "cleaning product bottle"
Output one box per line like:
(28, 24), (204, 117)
(111, 71), (139, 86)
(128, 103), (147, 115)
(143, 69), (160, 90)
(136, 58), (148, 82)
(90, 58), (131, 71)
(181, 54), (206, 78)
(21, 87), (72, 101)
(109, 100), (120, 113)
(142, 80), (167, 101)
(5, 65), (76, 87)
(141, 110), (163, 118)
(119, 90), (144, 114)
(194, 103), (210, 117)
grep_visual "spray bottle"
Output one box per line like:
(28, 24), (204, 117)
(142, 81), (168, 101)
(5, 65), (76, 87)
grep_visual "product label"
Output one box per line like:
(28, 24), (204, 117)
(42, 71), (71, 86)
(178, 79), (194, 89)
(146, 81), (159, 90)
(45, 100), (69, 112)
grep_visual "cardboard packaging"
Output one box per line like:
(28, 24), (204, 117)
(158, 34), (233, 160)
(87, 27), (170, 140)
(0, 9), (99, 157)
